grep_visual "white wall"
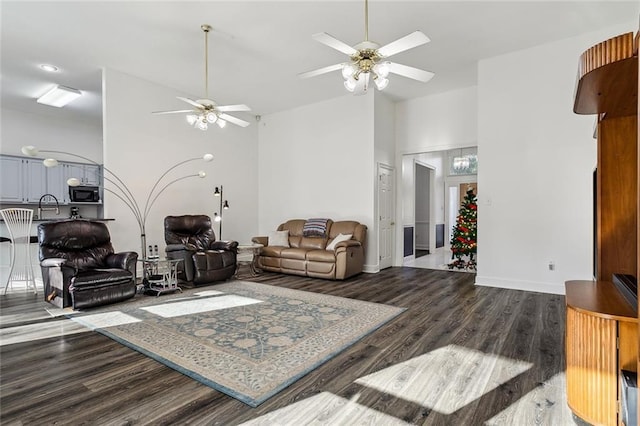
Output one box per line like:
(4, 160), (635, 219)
(476, 22), (635, 294)
(0, 107), (102, 160)
(257, 93), (378, 269)
(102, 68), (259, 255)
(396, 86), (478, 154)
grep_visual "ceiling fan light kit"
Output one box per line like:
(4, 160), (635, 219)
(153, 24), (251, 130)
(300, 0), (435, 95)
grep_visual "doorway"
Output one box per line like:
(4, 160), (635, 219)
(402, 147), (477, 270)
(415, 162), (435, 258)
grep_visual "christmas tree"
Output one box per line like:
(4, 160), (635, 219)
(448, 186), (477, 270)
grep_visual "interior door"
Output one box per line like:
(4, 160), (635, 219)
(378, 164), (394, 270)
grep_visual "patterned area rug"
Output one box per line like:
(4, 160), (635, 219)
(70, 281), (405, 407)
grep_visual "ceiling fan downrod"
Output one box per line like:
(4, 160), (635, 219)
(364, 0), (369, 41)
(202, 24), (211, 99)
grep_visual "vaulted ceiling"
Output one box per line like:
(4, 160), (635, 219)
(2, 1), (638, 128)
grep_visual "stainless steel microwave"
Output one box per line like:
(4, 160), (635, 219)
(69, 185), (100, 203)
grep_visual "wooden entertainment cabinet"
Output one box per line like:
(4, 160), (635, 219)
(567, 29), (639, 426)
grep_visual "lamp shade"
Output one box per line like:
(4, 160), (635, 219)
(67, 178), (81, 187)
(43, 158), (59, 168)
(21, 146), (39, 156)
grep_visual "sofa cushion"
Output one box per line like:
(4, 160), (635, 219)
(280, 248), (308, 260)
(326, 233), (353, 251)
(268, 230), (290, 247)
(299, 236), (327, 250)
(261, 245), (287, 257)
(306, 249), (335, 262)
(302, 218), (330, 237)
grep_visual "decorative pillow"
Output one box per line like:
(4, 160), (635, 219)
(326, 233), (353, 251)
(303, 218), (330, 237)
(268, 230), (290, 247)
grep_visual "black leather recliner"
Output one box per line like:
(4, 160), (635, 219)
(38, 219), (138, 310)
(164, 215), (238, 285)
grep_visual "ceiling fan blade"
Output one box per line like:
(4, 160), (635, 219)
(387, 62), (435, 83)
(151, 109), (195, 115)
(377, 31), (430, 58)
(216, 104), (251, 112)
(219, 113), (250, 128)
(177, 96), (205, 109)
(312, 32), (357, 56)
(298, 63), (345, 79)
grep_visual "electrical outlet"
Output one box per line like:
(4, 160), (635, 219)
(548, 261), (555, 271)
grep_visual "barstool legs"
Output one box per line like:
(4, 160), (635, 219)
(3, 239), (36, 294)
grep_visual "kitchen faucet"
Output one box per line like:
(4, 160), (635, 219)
(38, 194), (60, 219)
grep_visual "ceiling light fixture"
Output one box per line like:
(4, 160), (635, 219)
(299, 0), (434, 95)
(39, 64), (59, 72)
(36, 85), (82, 107)
(152, 24), (251, 129)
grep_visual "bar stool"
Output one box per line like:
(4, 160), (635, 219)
(0, 208), (37, 294)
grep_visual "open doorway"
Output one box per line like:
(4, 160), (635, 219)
(402, 147), (477, 271)
(415, 162), (435, 258)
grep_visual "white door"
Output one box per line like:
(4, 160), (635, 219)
(378, 164), (394, 269)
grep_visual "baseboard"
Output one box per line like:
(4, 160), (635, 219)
(363, 264), (379, 274)
(475, 275), (565, 295)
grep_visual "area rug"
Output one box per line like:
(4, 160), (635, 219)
(70, 281), (405, 407)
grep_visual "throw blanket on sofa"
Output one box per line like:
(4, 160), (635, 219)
(303, 218), (330, 237)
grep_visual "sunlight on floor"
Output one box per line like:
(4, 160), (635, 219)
(0, 320), (89, 346)
(485, 372), (574, 425)
(141, 294), (263, 318)
(355, 344), (533, 415)
(72, 311), (141, 329)
(240, 391), (413, 426)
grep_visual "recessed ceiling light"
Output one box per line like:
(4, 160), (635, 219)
(39, 64), (59, 72)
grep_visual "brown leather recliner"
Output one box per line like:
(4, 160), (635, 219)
(38, 219), (138, 310)
(164, 215), (238, 285)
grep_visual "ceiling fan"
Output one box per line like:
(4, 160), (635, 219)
(299, 0), (434, 95)
(153, 24), (251, 130)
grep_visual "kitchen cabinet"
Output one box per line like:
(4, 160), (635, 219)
(0, 156), (24, 203)
(0, 154), (102, 205)
(23, 158), (48, 203)
(65, 163), (101, 186)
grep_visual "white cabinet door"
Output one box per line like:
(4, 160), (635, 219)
(0, 156), (24, 203)
(84, 164), (101, 186)
(46, 165), (68, 204)
(64, 163), (102, 186)
(64, 163), (86, 185)
(23, 159), (48, 203)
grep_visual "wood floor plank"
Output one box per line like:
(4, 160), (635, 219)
(0, 268), (571, 425)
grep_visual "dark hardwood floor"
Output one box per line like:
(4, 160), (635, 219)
(0, 268), (568, 425)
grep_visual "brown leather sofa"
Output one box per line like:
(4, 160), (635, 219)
(38, 220), (138, 310)
(252, 219), (367, 280)
(164, 215), (238, 285)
